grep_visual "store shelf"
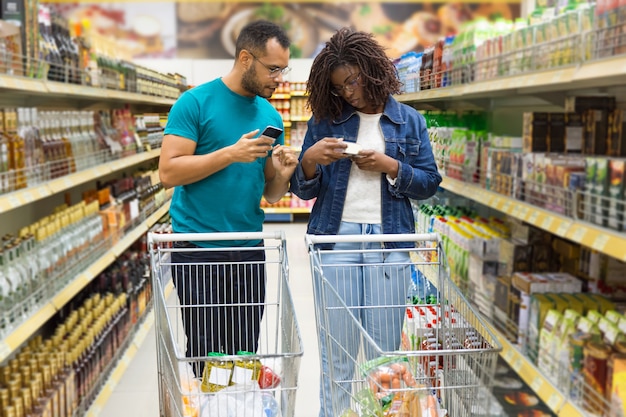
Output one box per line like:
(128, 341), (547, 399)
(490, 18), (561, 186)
(86, 279), (173, 416)
(290, 116), (310, 122)
(486, 323), (587, 417)
(440, 176), (626, 262)
(0, 201), (170, 363)
(396, 55), (626, 106)
(271, 93), (290, 99)
(0, 149), (161, 215)
(0, 73), (176, 106)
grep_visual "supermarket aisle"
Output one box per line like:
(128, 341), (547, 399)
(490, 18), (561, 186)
(96, 220), (319, 417)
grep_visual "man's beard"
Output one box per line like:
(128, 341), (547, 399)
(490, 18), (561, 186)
(241, 65), (270, 98)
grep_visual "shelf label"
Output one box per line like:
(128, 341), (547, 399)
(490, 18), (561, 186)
(7, 195), (22, 208)
(555, 220), (572, 237)
(547, 393), (563, 410)
(541, 216), (554, 230)
(592, 234), (610, 252)
(35, 187), (49, 199)
(63, 177), (74, 189)
(504, 348), (515, 362)
(531, 376), (544, 393)
(501, 200), (512, 213)
(21, 191), (34, 204)
(571, 226), (587, 243)
(512, 356), (524, 373)
(528, 211), (540, 225)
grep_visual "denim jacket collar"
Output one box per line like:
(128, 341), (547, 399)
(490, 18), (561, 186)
(333, 95), (405, 126)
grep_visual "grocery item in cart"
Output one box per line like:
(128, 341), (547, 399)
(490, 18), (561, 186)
(201, 353), (234, 393)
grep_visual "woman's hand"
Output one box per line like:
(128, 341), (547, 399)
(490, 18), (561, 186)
(351, 150), (398, 177)
(302, 137), (349, 166)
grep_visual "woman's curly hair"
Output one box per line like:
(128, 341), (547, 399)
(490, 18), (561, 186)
(306, 27), (402, 121)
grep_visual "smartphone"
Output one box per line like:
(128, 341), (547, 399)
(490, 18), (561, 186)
(260, 125), (283, 141)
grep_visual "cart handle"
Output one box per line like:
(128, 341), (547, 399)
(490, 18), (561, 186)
(305, 233), (439, 245)
(147, 231), (285, 243)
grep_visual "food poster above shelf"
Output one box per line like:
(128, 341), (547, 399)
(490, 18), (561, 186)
(44, 1), (521, 60)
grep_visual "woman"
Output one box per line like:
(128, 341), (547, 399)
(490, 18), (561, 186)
(290, 28), (442, 416)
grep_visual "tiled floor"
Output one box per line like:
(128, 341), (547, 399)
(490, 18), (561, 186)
(97, 220), (320, 417)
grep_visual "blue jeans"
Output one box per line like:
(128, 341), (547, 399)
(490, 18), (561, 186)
(314, 222), (411, 417)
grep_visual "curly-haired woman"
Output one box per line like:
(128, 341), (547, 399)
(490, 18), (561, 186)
(290, 28), (442, 416)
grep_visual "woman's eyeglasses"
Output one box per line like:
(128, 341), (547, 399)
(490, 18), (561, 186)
(248, 51), (291, 79)
(331, 73), (361, 97)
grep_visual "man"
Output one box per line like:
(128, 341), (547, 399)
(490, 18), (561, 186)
(159, 20), (297, 375)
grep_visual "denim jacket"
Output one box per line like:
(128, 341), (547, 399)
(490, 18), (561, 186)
(289, 95), (442, 248)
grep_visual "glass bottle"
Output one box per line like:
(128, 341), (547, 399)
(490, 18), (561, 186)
(52, 114), (73, 175)
(0, 110), (10, 194)
(28, 108), (47, 184)
(5, 243), (27, 318)
(38, 5), (63, 82)
(0, 249), (13, 329)
(6, 108), (26, 190)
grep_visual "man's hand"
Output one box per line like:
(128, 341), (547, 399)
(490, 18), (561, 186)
(229, 129), (276, 163)
(271, 145), (298, 178)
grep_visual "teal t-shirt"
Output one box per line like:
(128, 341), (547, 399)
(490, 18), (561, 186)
(164, 78), (284, 247)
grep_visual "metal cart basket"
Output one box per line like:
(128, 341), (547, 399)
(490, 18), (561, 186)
(149, 231), (303, 417)
(306, 233), (502, 417)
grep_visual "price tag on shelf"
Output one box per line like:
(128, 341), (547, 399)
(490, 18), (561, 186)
(63, 177), (74, 189)
(531, 376), (544, 393)
(592, 234), (610, 252)
(512, 356), (524, 373)
(571, 226), (587, 243)
(501, 200), (512, 213)
(7, 195), (22, 209)
(21, 191), (34, 204)
(528, 211), (540, 225)
(518, 206), (530, 219)
(555, 220), (572, 237)
(541, 216), (554, 230)
(547, 393), (563, 410)
(504, 348), (515, 363)
(35, 186), (50, 199)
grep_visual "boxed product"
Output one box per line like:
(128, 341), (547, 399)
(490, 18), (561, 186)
(549, 113), (566, 152)
(498, 238), (532, 276)
(537, 309), (563, 376)
(593, 158), (610, 227)
(609, 109), (626, 156)
(523, 112), (549, 153)
(565, 112), (584, 153)
(608, 158), (626, 231)
(582, 108), (609, 155)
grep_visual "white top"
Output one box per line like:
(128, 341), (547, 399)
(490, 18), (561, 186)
(341, 112), (384, 224)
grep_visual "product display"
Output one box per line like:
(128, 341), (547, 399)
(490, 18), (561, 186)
(0, 5), (176, 417)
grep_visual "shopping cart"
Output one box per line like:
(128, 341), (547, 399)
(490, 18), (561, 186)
(148, 231), (303, 417)
(306, 233), (502, 417)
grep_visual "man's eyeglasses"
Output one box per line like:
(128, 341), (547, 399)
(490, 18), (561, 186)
(331, 73), (361, 97)
(248, 51), (291, 78)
